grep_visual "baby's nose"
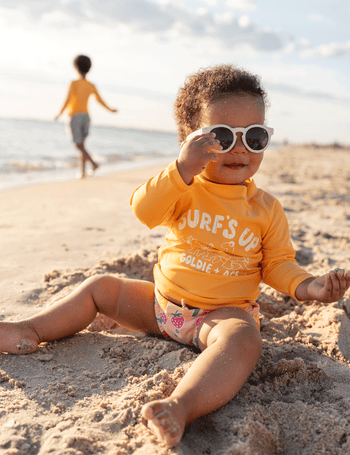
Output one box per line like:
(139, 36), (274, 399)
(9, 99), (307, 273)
(229, 134), (248, 154)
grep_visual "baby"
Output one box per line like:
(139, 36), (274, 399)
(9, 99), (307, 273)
(1, 64), (349, 448)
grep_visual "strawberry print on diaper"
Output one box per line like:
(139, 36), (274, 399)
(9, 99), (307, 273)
(156, 312), (168, 325)
(170, 309), (185, 329)
(154, 297), (211, 346)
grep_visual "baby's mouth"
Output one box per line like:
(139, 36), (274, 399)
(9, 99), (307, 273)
(224, 163), (246, 169)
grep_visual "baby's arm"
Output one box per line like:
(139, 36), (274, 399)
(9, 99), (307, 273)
(131, 133), (221, 227)
(261, 200), (350, 304)
(131, 162), (190, 229)
(94, 89), (117, 113)
(295, 269), (350, 303)
(177, 132), (222, 184)
(55, 82), (74, 120)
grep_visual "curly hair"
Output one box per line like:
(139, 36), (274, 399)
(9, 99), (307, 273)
(74, 55), (92, 76)
(174, 64), (268, 143)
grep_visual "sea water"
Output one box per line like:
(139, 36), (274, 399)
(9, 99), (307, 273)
(0, 117), (179, 191)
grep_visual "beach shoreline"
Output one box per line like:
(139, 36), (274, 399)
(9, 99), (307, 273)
(0, 116), (179, 193)
(0, 155), (177, 193)
(1, 146), (350, 454)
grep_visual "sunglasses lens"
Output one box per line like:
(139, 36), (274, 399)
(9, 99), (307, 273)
(246, 127), (269, 151)
(211, 127), (234, 151)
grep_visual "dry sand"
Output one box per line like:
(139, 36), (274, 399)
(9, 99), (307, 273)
(1, 146), (350, 454)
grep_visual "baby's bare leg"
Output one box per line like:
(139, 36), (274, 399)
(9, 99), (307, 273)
(0, 276), (159, 354)
(142, 308), (262, 447)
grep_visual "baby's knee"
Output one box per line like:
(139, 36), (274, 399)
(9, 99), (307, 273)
(247, 326), (262, 355)
(83, 274), (120, 289)
(239, 322), (262, 362)
(84, 274), (122, 301)
(226, 316), (262, 356)
(237, 315), (262, 344)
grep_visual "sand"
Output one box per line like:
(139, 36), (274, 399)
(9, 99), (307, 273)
(1, 145), (350, 455)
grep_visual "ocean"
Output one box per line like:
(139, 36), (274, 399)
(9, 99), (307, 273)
(0, 117), (179, 192)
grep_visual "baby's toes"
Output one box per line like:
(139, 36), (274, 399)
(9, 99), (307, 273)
(141, 400), (184, 448)
(149, 414), (182, 448)
(141, 401), (164, 420)
(162, 424), (182, 447)
(153, 409), (180, 434)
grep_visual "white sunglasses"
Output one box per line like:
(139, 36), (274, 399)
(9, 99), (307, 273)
(186, 124), (274, 153)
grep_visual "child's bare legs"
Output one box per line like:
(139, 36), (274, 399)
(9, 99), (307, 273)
(0, 276), (160, 354)
(142, 307), (262, 447)
(1, 280), (262, 448)
(75, 142), (99, 177)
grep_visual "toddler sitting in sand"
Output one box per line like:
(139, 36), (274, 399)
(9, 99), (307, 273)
(1, 64), (350, 448)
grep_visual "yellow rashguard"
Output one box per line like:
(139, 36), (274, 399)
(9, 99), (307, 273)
(130, 160), (313, 310)
(66, 80), (109, 116)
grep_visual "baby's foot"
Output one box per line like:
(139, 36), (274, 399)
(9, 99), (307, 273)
(141, 398), (186, 448)
(0, 322), (40, 354)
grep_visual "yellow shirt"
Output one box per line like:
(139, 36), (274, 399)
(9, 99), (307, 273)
(66, 80), (106, 116)
(130, 160), (313, 310)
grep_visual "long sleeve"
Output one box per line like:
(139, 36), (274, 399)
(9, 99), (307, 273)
(130, 161), (190, 229)
(260, 198), (313, 299)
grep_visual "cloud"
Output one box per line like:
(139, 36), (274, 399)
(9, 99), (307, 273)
(226, 0), (257, 10)
(267, 82), (350, 105)
(283, 36), (350, 60)
(300, 41), (350, 58)
(307, 13), (324, 22)
(0, 0), (59, 19)
(2, 0), (349, 60)
(85, 0), (176, 33)
(0, 0), (283, 52)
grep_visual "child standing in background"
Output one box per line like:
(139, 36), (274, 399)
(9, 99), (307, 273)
(2, 65), (350, 448)
(55, 55), (117, 178)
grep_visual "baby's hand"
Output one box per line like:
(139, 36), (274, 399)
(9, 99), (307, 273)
(177, 132), (222, 184)
(306, 269), (350, 303)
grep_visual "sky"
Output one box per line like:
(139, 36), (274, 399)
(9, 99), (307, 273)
(0, 0), (349, 144)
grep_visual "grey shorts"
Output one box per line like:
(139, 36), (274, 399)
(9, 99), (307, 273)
(69, 113), (90, 144)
